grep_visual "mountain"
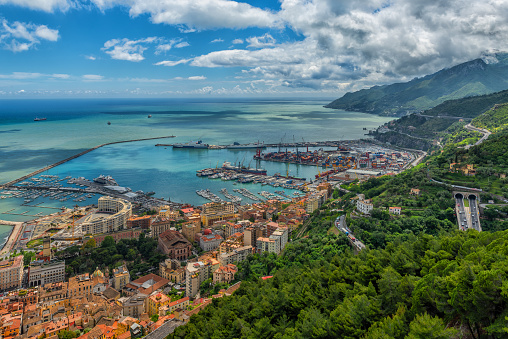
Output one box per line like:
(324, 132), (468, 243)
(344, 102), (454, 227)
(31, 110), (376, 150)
(325, 53), (508, 116)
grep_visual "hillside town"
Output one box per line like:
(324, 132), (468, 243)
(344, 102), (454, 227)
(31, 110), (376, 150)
(0, 182), (334, 339)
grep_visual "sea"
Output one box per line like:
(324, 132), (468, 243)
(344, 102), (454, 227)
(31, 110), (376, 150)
(0, 98), (392, 227)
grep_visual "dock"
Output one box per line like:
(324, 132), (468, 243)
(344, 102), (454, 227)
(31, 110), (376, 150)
(0, 135), (177, 189)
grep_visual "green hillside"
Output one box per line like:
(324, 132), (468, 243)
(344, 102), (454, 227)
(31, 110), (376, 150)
(473, 103), (508, 132)
(326, 54), (508, 116)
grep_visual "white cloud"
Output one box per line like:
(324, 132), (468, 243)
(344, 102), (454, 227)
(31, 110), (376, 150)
(155, 44), (172, 54)
(246, 34), (275, 48)
(52, 73), (70, 79)
(90, 0), (281, 30)
(0, 0), (71, 12)
(232, 39), (243, 44)
(210, 38), (224, 43)
(85, 55), (96, 60)
(155, 59), (191, 67)
(34, 25), (59, 41)
(82, 74), (104, 80)
(0, 19), (59, 52)
(187, 75), (206, 80)
(174, 41), (189, 48)
(0, 72), (43, 79)
(102, 37), (157, 62)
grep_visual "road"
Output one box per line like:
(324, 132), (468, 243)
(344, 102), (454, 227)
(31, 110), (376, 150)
(464, 123), (491, 149)
(455, 195), (468, 231)
(469, 195), (481, 231)
(335, 215), (366, 250)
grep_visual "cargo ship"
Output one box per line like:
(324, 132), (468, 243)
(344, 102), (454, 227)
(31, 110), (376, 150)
(222, 161), (267, 175)
(172, 140), (209, 149)
(93, 175), (118, 186)
(226, 141), (266, 149)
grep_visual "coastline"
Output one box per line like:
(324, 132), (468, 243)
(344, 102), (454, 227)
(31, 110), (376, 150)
(0, 220), (23, 256)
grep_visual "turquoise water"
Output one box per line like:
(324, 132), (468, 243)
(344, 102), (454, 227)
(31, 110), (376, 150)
(0, 98), (392, 222)
(0, 225), (13, 249)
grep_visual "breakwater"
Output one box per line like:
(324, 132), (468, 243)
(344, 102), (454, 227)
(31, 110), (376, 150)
(0, 135), (176, 189)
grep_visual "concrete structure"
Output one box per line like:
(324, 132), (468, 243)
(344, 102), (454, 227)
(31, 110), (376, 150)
(158, 230), (192, 260)
(93, 228), (143, 246)
(185, 260), (219, 298)
(150, 218), (172, 239)
(81, 197), (132, 235)
(218, 246), (253, 266)
(0, 256), (23, 291)
(201, 202), (238, 227)
(127, 215), (151, 229)
(123, 274), (170, 297)
(159, 259), (186, 284)
(159, 297), (189, 316)
(199, 230), (223, 252)
(213, 265), (237, 285)
(389, 206), (401, 215)
(181, 221), (201, 243)
(356, 194), (373, 214)
(147, 292), (170, 316)
(28, 260), (65, 287)
(122, 293), (148, 318)
(113, 264), (130, 291)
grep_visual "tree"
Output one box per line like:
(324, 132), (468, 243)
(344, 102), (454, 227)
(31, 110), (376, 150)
(405, 313), (457, 339)
(151, 314), (159, 322)
(101, 236), (116, 248)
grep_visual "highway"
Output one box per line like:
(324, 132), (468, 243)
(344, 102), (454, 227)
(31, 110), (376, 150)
(335, 215), (366, 250)
(469, 195), (482, 231)
(455, 194), (468, 231)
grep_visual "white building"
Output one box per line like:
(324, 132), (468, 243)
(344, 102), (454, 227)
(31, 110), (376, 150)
(199, 231), (223, 252)
(81, 196), (132, 235)
(218, 246), (253, 266)
(28, 260), (65, 287)
(356, 195), (373, 214)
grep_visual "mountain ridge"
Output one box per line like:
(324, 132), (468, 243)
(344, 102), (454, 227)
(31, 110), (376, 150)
(326, 53), (508, 116)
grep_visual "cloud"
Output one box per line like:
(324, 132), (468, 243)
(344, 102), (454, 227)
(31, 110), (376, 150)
(0, 19), (59, 52)
(0, 72), (44, 79)
(102, 37), (156, 62)
(51, 73), (70, 79)
(0, 0), (71, 12)
(246, 33), (275, 48)
(90, 0), (281, 30)
(82, 74), (104, 81)
(174, 41), (189, 48)
(210, 38), (224, 43)
(187, 75), (206, 80)
(232, 39), (243, 45)
(85, 55), (96, 60)
(154, 59), (191, 67)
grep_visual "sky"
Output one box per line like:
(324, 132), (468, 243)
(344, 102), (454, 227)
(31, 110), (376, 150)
(0, 0), (508, 98)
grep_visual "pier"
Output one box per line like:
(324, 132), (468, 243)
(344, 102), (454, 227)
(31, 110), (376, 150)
(0, 135), (176, 189)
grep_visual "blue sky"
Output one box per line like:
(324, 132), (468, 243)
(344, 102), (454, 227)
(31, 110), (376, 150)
(1, 0), (508, 98)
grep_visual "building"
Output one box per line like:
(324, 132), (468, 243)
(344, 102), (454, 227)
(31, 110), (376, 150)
(0, 256), (23, 291)
(269, 227), (288, 254)
(122, 293), (148, 318)
(199, 229), (223, 252)
(28, 260), (65, 287)
(181, 221), (201, 243)
(159, 259), (186, 284)
(67, 273), (107, 299)
(356, 194), (373, 214)
(123, 274), (170, 297)
(201, 202), (238, 227)
(81, 197), (132, 235)
(213, 264), (237, 285)
(157, 206), (181, 220)
(127, 215), (151, 229)
(159, 297), (189, 316)
(185, 260), (219, 298)
(93, 228), (143, 246)
(150, 218), (172, 239)
(113, 264), (130, 291)
(389, 207), (402, 215)
(410, 188), (420, 196)
(218, 246), (253, 266)
(158, 230), (192, 260)
(147, 292), (170, 316)
(244, 226), (264, 248)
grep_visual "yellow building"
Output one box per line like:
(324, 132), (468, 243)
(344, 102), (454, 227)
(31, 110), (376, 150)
(147, 292), (170, 316)
(201, 202), (238, 227)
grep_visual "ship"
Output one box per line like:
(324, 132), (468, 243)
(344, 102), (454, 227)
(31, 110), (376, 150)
(93, 175), (118, 186)
(107, 121), (111, 125)
(222, 161), (267, 175)
(226, 141), (266, 149)
(34, 117), (47, 121)
(148, 115), (152, 118)
(172, 140), (209, 149)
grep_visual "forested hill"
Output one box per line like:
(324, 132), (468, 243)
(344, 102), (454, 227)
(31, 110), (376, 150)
(325, 53), (508, 116)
